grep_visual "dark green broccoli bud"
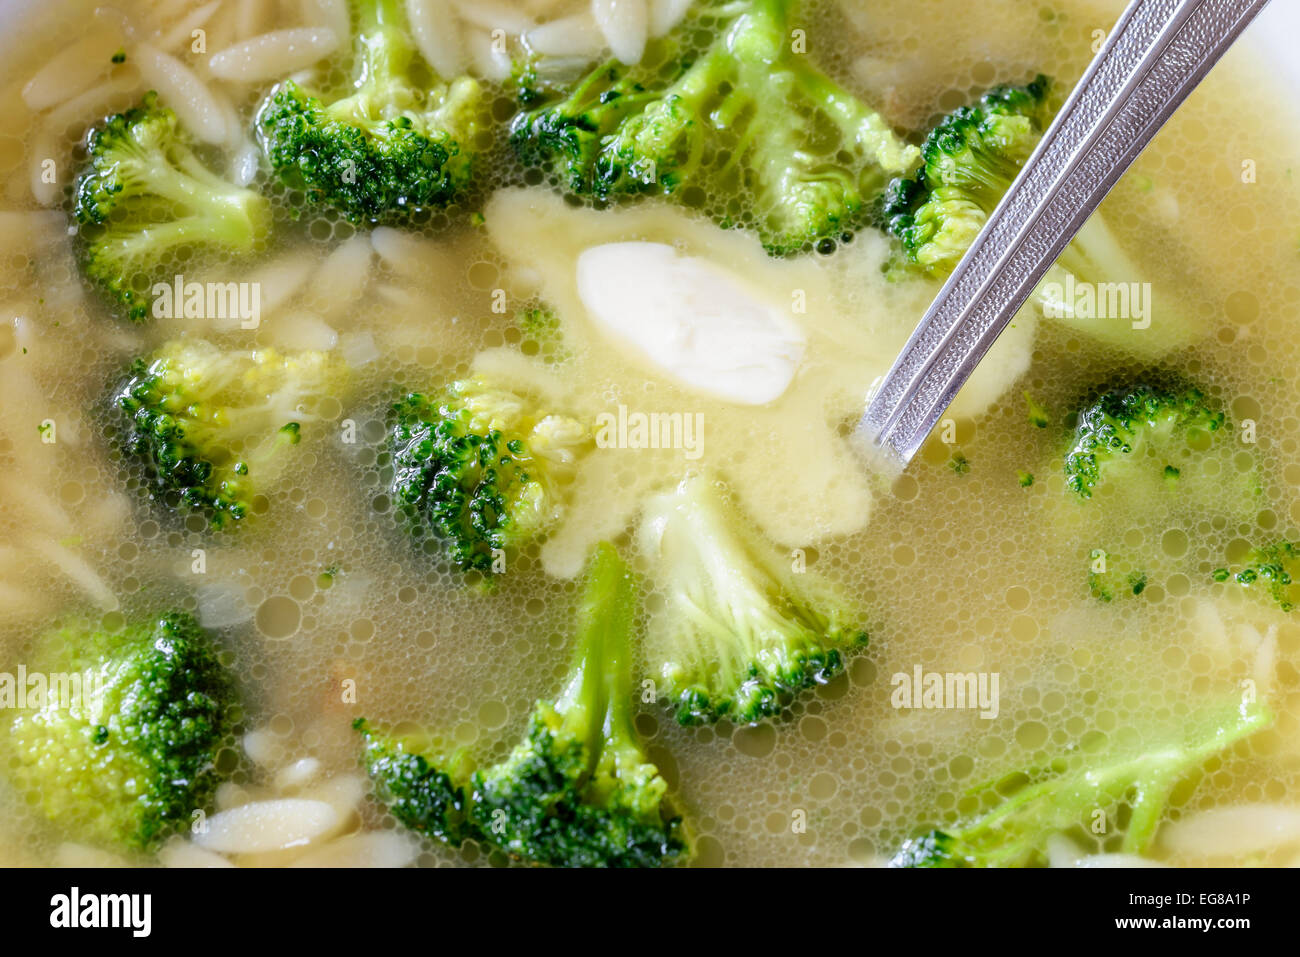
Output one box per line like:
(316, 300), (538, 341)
(883, 77), (1143, 332)
(388, 376), (590, 574)
(949, 451), (970, 475)
(256, 0), (483, 221)
(1063, 383), (1228, 501)
(116, 339), (352, 528)
(637, 475), (868, 725)
(357, 543), (686, 867)
(354, 719), (474, 844)
(72, 92), (271, 321)
(511, 0), (917, 256)
(1017, 470), (1034, 488)
(891, 697), (1271, 867)
(2, 611), (237, 851)
(1214, 541), (1300, 612)
(1056, 382), (1257, 602)
(884, 76), (1051, 275)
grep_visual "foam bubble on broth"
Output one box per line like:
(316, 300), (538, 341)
(0, 0), (1297, 866)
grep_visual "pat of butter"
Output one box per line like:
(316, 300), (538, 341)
(576, 242), (805, 405)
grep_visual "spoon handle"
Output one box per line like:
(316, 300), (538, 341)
(855, 0), (1270, 469)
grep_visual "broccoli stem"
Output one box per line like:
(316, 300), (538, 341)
(554, 541), (634, 758)
(952, 699), (1270, 864)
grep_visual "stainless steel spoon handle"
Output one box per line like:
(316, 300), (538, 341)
(855, 0), (1270, 469)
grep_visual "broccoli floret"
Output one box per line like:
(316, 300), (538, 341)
(388, 376), (590, 574)
(1064, 383), (1229, 501)
(891, 697), (1271, 867)
(356, 542), (685, 867)
(73, 92), (271, 321)
(511, 0), (918, 255)
(948, 451), (970, 475)
(116, 339), (350, 528)
(1017, 470), (1034, 488)
(637, 475), (868, 725)
(1056, 382), (1257, 602)
(883, 77), (1143, 331)
(1214, 541), (1300, 612)
(2, 611), (236, 851)
(256, 0), (483, 221)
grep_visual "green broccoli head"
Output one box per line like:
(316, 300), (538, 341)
(511, 0), (918, 255)
(73, 92), (271, 321)
(356, 543), (686, 867)
(883, 76), (1050, 276)
(3, 611), (236, 851)
(1214, 541), (1300, 612)
(388, 376), (590, 574)
(1064, 383), (1232, 501)
(1055, 382), (1257, 602)
(891, 697), (1271, 867)
(116, 339), (351, 528)
(637, 475), (868, 726)
(257, 0), (483, 221)
(354, 720), (474, 845)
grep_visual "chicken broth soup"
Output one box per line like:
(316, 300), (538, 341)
(0, 0), (1297, 868)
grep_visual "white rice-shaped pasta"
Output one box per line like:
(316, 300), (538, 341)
(27, 128), (61, 207)
(236, 0), (272, 41)
(455, 0), (536, 33)
(371, 225), (457, 280)
(340, 330), (381, 367)
(158, 837), (236, 868)
(215, 781), (267, 811)
(243, 727), (288, 768)
(300, 773), (368, 822)
(208, 28), (341, 82)
(154, 0), (223, 54)
(467, 27), (514, 81)
(33, 538), (119, 611)
(132, 42), (227, 143)
(1046, 834), (1083, 868)
(95, 5), (140, 42)
(526, 12), (604, 57)
(290, 831), (420, 868)
(308, 232), (374, 313)
(592, 0), (647, 65)
(21, 33), (121, 112)
(194, 799), (341, 854)
(274, 757), (323, 792)
(231, 138), (262, 187)
(44, 70), (144, 137)
(649, 0), (692, 37)
(246, 248), (318, 316)
(270, 312), (340, 352)
(1161, 803), (1300, 858)
(303, 0), (352, 41)
(407, 0), (465, 78)
(196, 581), (255, 629)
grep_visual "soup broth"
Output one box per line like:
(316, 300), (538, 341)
(0, 0), (1298, 867)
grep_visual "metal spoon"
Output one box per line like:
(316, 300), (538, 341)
(854, 0), (1270, 470)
